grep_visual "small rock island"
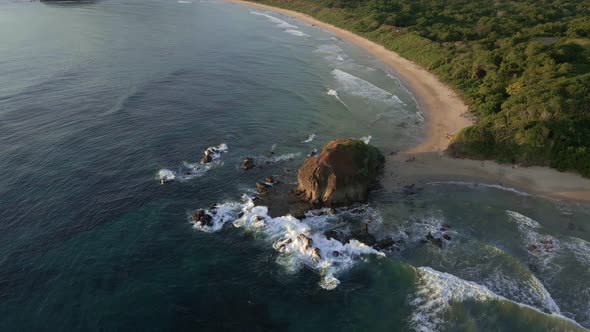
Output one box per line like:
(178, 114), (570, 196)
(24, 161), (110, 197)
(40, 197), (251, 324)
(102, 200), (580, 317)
(254, 139), (385, 218)
(296, 138), (385, 206)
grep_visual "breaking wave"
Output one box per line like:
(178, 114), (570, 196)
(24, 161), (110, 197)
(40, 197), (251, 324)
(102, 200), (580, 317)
(506, 210), (559, 271)
(191, 196), (385, 289)
(410, 267), (580, 331)
(428, 181), (531, 196)
(315, 44), (348, 62)
(301, 134), (316, 143)
(331, 69), (405, 106)
(285, 29), (310, 37)
(250, 11), (298, 29)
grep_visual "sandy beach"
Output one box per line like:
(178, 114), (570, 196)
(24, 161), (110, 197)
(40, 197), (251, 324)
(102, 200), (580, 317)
(227, 0), (590, 202)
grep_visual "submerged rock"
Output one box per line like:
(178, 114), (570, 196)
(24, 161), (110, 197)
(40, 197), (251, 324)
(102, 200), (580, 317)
(296, 139), (384, 206)
(201, 152), (213, 164)
(191, 209), (213, 227)
(241, 158), (255, 170)
(373, 237), (397, 251)
(256, 181), (271, 194)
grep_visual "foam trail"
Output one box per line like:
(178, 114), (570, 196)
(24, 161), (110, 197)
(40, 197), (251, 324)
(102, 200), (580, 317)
(332, 69), (405, 106)
(386, 72), (424, 122)
(302, 134), (316, 143)
(315, 44), (348, 62)
(285, 29), (310, 37)
(259, 152), (301, 163)
(192, 196), (385, 289)
(411, 267), (580, 331)
(428, 181), (531, 196)
(250, 11), (298, 29)
(506, 210), (560, 274)
(157, 143), (227, 183)
(177, 0), (192, 3)
(326, 88), (350, 109)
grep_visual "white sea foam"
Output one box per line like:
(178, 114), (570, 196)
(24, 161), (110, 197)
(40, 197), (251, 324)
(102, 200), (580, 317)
(396, 217), (563, 318)
(158, 169), (176, 182)
(331, 69), (405, 106)
(386, 72), (424, 121)
(506, 210), (541, 229)
(253, 152), (302, 165)
(157, 143), (227, 183)
(285, 29), (310, 37)
(192, 196), (385, 289)
(359, 135), (372, 144)
(563, 236), (590, 267)
(203, 143), (228, 160)
(250, 11), (298, 29)
(177, 0), (192, 3)
(315, 44), (348, 62)
(410, 267), (579, 332)
(428, 181), (531, 196)
(326, 88), (350, 109)
(506, 211), (560, 273)
(301, 134), (316, 143)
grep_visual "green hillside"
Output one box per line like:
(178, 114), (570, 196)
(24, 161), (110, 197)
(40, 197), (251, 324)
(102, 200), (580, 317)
(253, 0), (590, 177)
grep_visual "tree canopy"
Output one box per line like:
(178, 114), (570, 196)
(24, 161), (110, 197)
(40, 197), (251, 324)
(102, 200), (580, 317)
(255, 0), (590, 177)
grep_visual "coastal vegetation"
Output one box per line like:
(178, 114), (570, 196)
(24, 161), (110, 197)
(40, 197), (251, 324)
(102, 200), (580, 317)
(252, 0), (590, 177)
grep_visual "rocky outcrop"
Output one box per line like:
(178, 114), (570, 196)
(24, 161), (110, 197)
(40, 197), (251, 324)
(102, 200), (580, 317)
(191, 209), (213, 227)
(296, 139), (384, 206)
(253, 177), (310, 219)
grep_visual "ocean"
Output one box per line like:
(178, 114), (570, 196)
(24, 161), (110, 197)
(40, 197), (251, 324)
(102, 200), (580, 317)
(0, 0), (589, 330)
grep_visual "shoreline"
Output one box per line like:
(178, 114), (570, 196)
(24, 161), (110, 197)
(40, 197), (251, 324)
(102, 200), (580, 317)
(226, 0), (590, 202)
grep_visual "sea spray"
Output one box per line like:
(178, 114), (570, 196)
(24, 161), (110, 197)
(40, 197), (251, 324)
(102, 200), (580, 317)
(191, 195), (385, 289)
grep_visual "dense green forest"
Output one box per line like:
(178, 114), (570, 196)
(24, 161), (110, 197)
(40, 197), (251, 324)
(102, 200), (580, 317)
(252, 0), (590, 177)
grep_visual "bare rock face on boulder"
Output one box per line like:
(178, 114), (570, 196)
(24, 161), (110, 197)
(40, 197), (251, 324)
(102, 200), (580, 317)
(296, 139), (384, 206)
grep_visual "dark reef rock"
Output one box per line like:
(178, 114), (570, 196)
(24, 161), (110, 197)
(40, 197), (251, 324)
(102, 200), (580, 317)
(425, 232), (443, 248)
(373, 237), (397, 251)
(191, 209), (213, 227)
(256, 182), (271, 194)
(241, 158), (255, 170)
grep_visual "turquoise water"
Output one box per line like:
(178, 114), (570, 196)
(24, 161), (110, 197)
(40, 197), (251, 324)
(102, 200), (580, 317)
(0, 0), (589, 330)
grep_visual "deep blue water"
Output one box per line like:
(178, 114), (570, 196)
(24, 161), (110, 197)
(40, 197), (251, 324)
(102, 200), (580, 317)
(1, 0), (589, 331)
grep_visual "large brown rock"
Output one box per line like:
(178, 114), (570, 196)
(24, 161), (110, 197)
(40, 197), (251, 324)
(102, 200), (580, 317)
(296, 139), (384, 206)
